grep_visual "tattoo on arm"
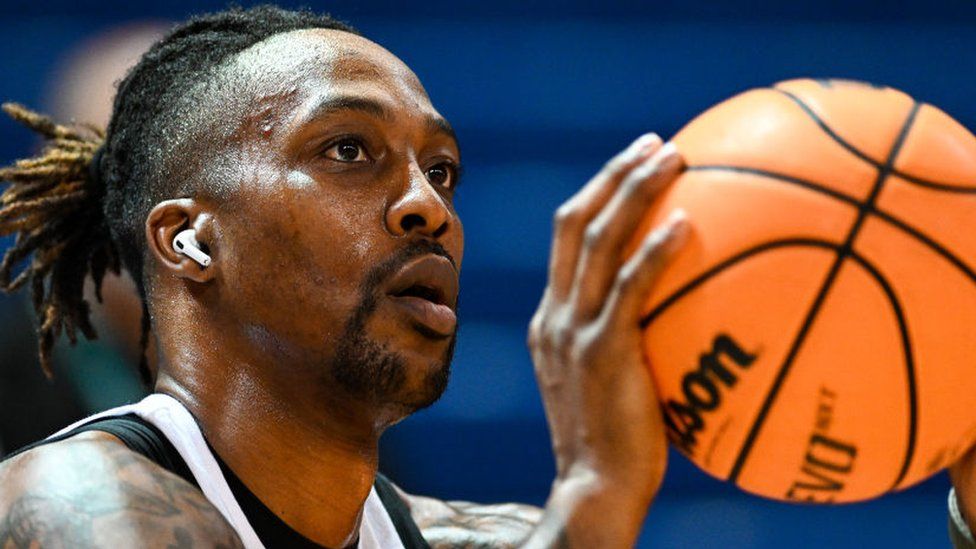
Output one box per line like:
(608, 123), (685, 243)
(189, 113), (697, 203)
(0, 436), (243, 549)
(408, 494), (544, 549)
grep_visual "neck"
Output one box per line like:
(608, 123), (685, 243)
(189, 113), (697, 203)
(152, 303), (384, 547)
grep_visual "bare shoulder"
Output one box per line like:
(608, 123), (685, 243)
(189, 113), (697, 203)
(0, 431), (242, 548)
(389, 481), (543, 549)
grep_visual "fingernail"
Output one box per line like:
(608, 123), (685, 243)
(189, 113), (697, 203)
(641, 141), (682, 175)
(665, 208), (688, 233)
(646, 209), (689, 250)
(631, 132), (661, 156)
(658, 141), (678, 159)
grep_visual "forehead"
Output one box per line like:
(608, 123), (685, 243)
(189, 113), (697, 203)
(223, 28), (435, 120)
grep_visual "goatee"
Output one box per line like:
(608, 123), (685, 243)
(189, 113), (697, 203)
(330, 240), (457, 411)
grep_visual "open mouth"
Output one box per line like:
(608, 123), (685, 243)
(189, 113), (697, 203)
(393, 284), (446, 306)
(385, 254), (459, 338)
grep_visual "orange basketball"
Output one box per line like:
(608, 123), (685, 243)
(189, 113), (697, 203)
(632, 78), (976, 503)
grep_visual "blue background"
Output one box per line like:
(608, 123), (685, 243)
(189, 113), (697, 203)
(2, 1), (975, 547)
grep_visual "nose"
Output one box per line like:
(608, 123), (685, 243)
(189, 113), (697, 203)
(386, 164), (452, 239)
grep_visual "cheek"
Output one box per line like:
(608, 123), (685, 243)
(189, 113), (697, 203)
(453, 216), (465, 270)
(217, 189), (377, 351)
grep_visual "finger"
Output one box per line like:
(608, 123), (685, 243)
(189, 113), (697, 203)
(547, 133), (662, 300)
(602, 209), (690, 325)
(569, 142), (682, 316)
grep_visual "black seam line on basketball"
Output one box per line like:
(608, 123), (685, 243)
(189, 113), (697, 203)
(841, 250), (918, 491)
(731, 245), (845, 484)
(686, 165), (861, 207)
(640, 239), (829, 329)
(686, 165), (976, 287)
(838, 100), (920, 263)
(890, 170), (976, 194)
(872, 208), (976, 284)
(774, 88), (975, 192)
(773, 88), (879, 167)
(726, 101), (921, 485)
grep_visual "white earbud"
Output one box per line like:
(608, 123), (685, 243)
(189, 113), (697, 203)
(173, 229), (212, 267)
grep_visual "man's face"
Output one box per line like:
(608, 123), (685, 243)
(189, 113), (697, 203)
(204, 29), (463, 418)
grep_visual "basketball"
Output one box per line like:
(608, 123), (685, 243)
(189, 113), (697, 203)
(632, 78), (976, 503)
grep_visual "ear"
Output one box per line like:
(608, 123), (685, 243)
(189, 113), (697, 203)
(146, 199), (217, 283)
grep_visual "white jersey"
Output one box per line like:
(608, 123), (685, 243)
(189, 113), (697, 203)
(49, 393), (405, 549)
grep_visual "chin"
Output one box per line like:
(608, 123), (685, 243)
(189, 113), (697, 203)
(393, 356), (451, 411)
(329, 323), (455, 417)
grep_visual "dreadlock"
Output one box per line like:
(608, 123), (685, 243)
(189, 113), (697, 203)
(0, 104), (116, 378)
(0, 5), (358, 382)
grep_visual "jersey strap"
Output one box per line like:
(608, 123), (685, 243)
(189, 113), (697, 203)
(1, 413), (197, 489)
(374, 473), (431, 549)
(4, 405), (428, 549)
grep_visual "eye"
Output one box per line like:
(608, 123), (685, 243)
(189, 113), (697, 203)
(323, 138), (369, 163)
(426, 162), (459, 189)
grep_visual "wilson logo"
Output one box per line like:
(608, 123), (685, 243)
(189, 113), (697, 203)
(663, 334), (757, 455)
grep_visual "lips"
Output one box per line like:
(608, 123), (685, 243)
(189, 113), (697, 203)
(385, 254), (458, 338)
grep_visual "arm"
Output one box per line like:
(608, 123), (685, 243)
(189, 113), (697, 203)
(399, 487), (542, 549)
(391, 475), (541, 549)
(401, 134), (686, 548)
(0, 431), (243, 548)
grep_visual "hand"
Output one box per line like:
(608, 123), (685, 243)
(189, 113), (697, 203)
(524, 133), (688, 547)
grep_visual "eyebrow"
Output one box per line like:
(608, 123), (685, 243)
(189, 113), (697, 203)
(299, 95), (459, 146)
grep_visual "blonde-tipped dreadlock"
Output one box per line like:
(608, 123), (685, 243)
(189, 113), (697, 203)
(0, 7), (358, 383)
(0, 103), (120, 379)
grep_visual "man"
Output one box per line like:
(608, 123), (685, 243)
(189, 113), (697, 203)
(0, 5), (687, 548)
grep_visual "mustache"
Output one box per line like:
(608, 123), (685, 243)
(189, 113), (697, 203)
(360, 239), (457, 300)
(394, 239), (456, 272)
